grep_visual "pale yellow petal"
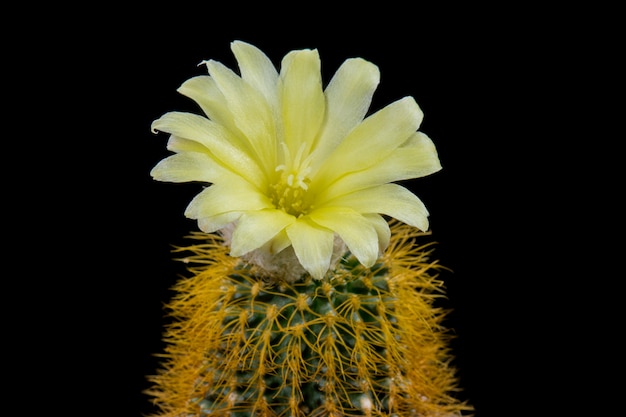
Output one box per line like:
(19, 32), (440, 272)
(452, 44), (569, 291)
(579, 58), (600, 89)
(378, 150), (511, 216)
(197, 212), (241, 233)
(184, 182), (273, 220)
(363, 214), (391, 254)
(150, 152), (226, 183)
(309, 207), (379, 268)
(230, 209), (296, 257)
(151, 111), (265, 188)
(177, 76), (239, 134)
(315, 131), (442, 203)
(312, 58), (380, 170)
(165, 135), (208, 153)
(286, 218), (334, 280)
(318, 183), (430, 231)
(204, 59), (277, 170)
(311, 97), (424, 193)
(231, 40), (279, 111)
(278, 49), (325, 156)
(400, 131), (443, 176)
(268, 229), (291, 254)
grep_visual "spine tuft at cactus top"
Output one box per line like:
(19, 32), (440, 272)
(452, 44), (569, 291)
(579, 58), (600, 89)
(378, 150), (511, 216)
(146, 221), (473, 417)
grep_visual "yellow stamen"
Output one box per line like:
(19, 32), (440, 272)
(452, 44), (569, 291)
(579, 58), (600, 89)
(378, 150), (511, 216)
(271, 142), (314, 216)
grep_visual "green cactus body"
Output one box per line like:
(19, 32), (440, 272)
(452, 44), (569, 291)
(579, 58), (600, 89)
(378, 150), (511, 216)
(147, 222), (472, 416)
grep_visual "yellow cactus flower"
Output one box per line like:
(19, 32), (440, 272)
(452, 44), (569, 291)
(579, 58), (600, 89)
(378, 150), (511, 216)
(151, 40), (442, 280)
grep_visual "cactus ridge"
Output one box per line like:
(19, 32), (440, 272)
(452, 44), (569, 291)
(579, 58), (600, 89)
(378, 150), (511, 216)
(146, 221), (473, 417)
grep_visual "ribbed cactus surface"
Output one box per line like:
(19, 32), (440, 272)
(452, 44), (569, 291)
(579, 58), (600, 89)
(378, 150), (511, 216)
(147, 222), (471, 416)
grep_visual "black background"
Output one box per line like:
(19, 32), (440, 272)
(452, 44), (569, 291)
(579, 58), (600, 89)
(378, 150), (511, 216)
(12, 6), (617, 417)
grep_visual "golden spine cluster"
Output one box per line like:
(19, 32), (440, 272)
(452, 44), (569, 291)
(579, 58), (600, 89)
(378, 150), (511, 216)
(146, 221), (472, 417)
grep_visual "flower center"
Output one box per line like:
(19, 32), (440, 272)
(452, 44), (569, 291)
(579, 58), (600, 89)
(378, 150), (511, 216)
(271, 170), (310, 216)
(271, 143), (314, 217)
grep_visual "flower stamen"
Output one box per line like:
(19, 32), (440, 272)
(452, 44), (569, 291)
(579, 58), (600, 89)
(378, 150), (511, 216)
(271, 142), (314, 216)
(271, 172), (311, 217)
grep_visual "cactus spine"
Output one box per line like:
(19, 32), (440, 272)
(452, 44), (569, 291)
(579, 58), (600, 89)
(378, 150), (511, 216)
(146, 221), (472, 416)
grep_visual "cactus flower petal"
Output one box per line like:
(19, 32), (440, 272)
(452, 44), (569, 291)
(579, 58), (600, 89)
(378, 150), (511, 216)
(286, 218), (335, 280)
(150, 152), (224, 183)
(309, 207), (379, 268)
(312, 58), (380, 166)
(230, 209), (296, 257)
